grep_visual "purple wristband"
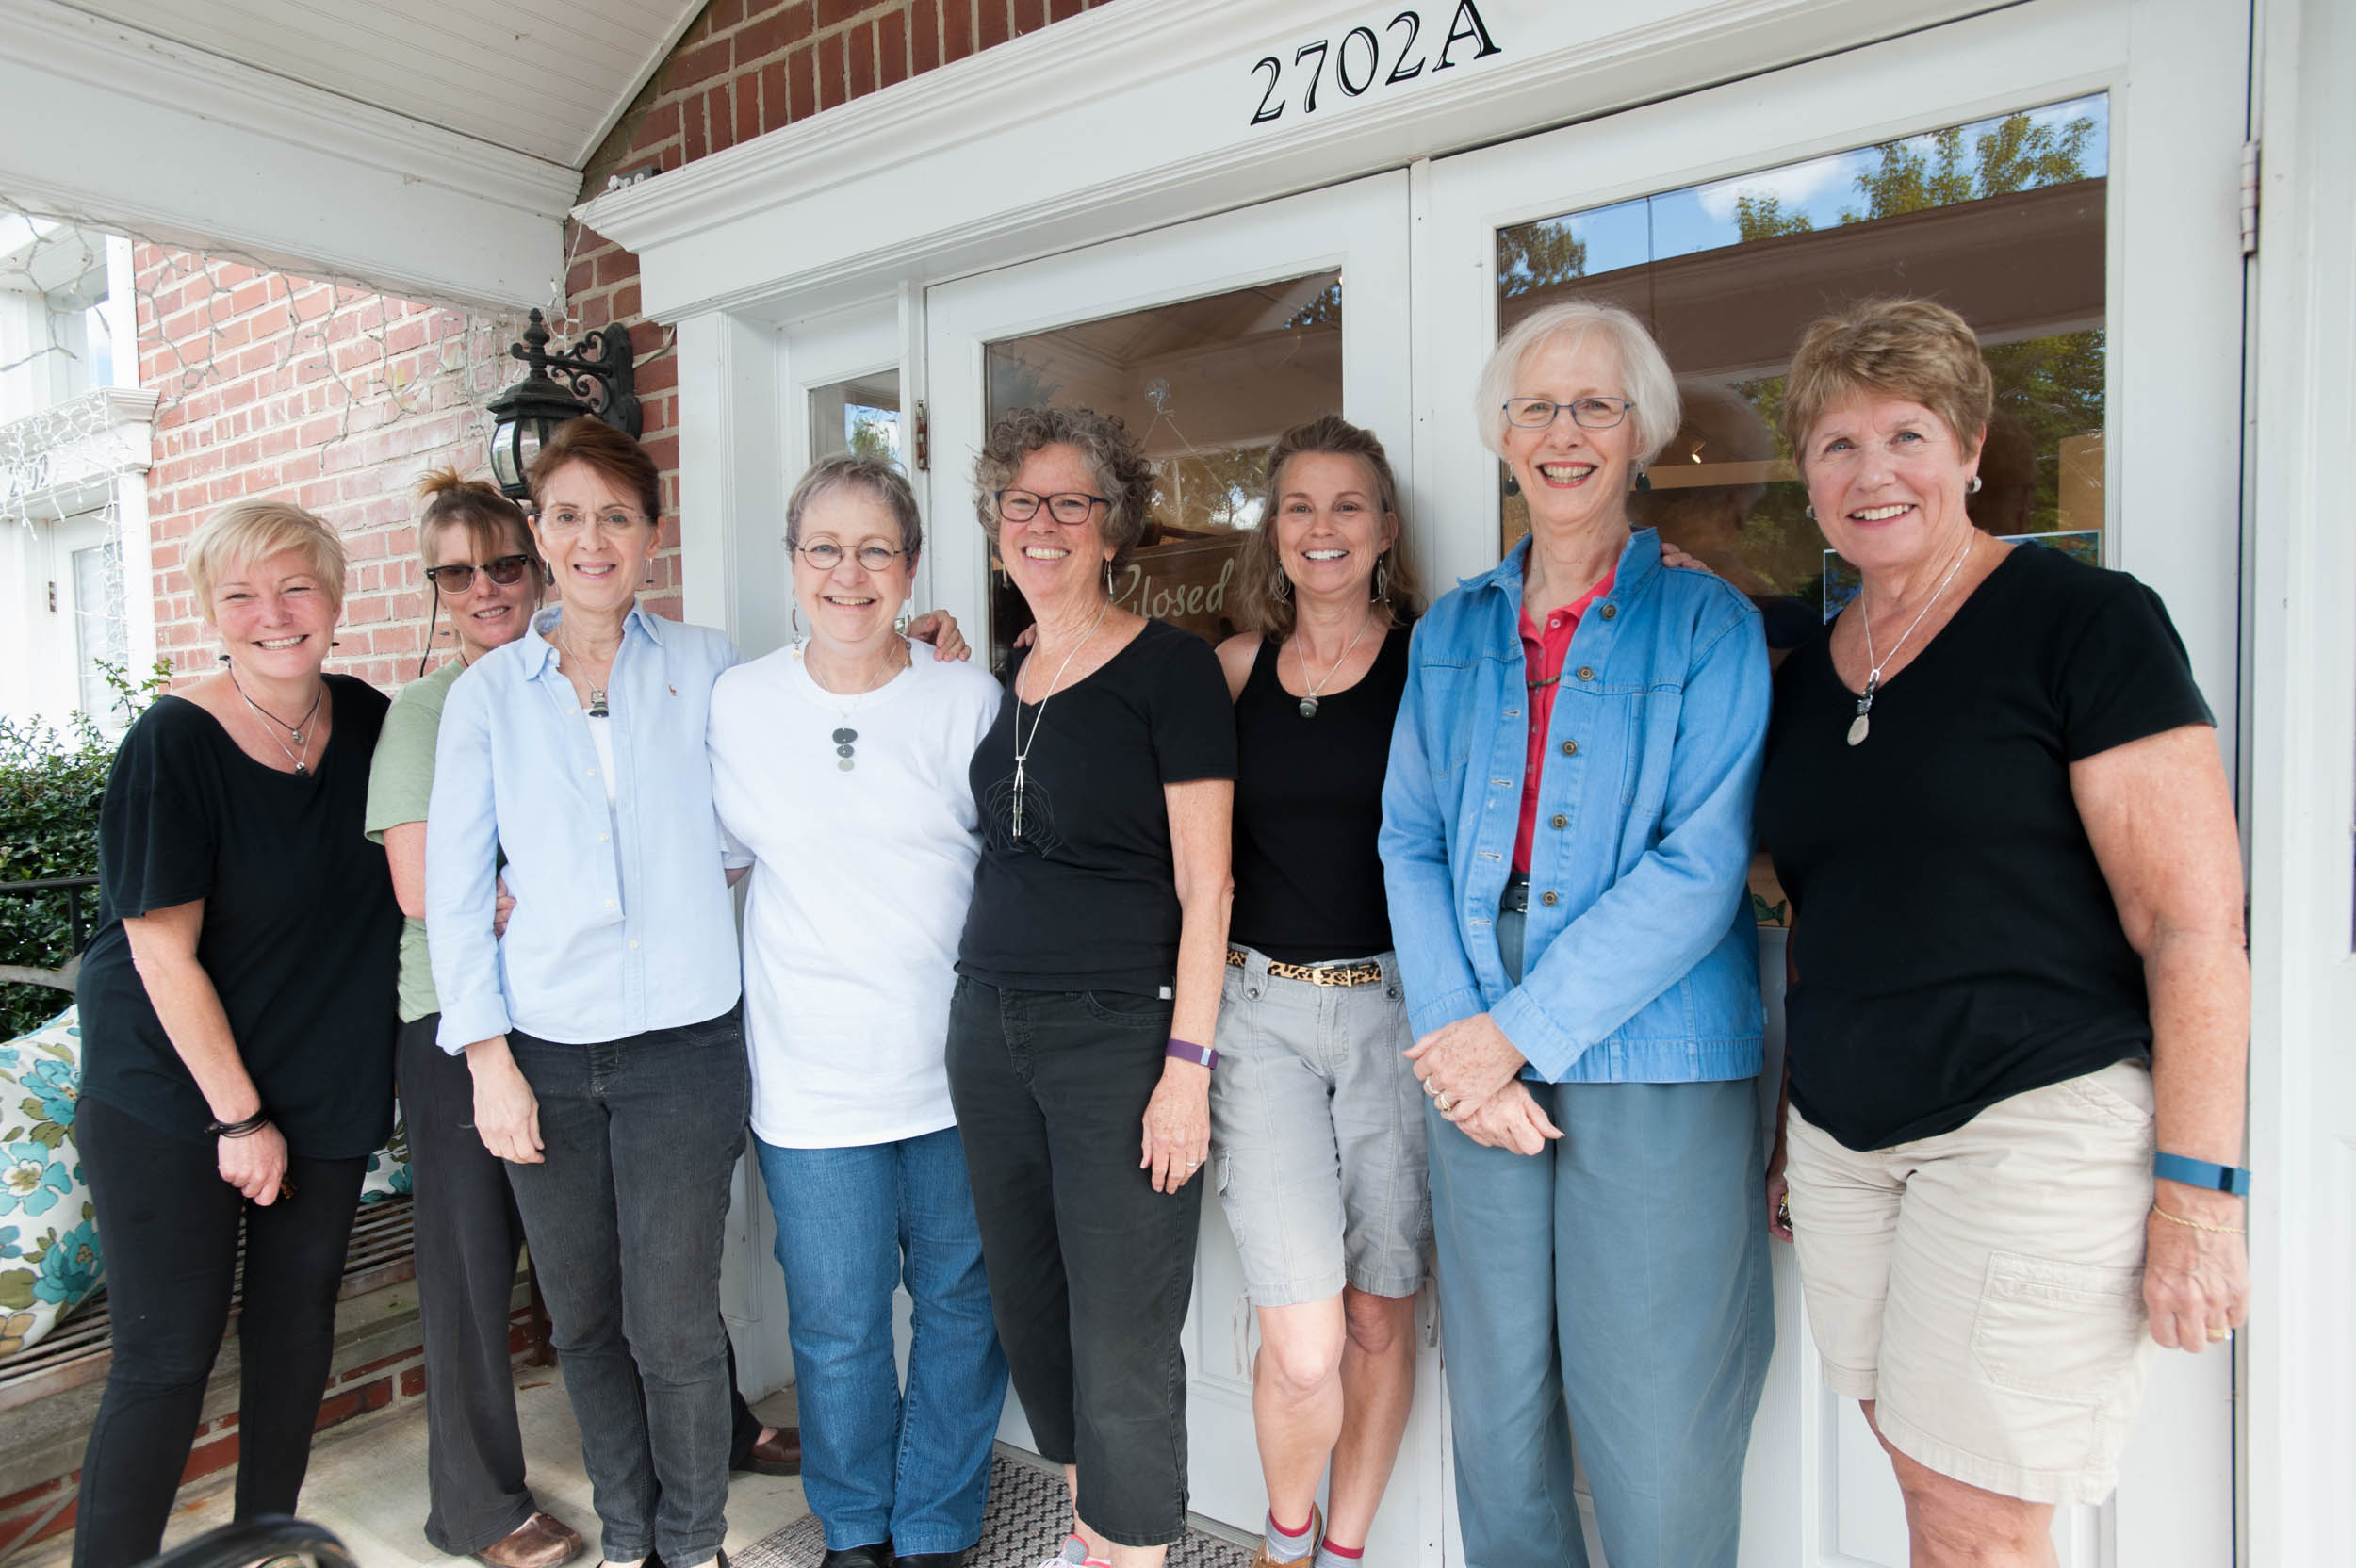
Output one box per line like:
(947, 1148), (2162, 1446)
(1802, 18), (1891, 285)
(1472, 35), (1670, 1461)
(1167, 1037), (1219, 1070)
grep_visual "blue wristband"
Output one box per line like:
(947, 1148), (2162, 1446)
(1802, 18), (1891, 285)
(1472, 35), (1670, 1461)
(2153, 1152), (2250, 1196)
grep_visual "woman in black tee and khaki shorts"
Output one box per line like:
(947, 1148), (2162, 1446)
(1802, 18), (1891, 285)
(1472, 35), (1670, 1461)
(1210, 416), (1426, 1568)
(1756, 299), (2250, 1563)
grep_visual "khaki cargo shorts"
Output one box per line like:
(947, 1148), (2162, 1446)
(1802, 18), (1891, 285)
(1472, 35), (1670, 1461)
(1783, 1060), (2159, 1506)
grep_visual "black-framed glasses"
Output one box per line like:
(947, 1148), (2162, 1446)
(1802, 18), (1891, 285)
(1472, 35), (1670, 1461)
(1503, 396), (1635, 431)
(793, 541), (906, 571)
(995, 489), (1109, 525)
(423, 554), (533, 590)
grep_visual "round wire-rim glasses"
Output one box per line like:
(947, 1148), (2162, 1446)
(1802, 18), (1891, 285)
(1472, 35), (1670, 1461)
(792, 541), (907, 571)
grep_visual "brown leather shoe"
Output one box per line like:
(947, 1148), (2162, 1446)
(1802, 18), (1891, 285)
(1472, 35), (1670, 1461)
(474, 1511), (584, 1568)
(732, 1424), (802, 1477)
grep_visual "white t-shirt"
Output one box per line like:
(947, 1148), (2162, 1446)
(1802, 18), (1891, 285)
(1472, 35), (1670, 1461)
(708, 639), (1003, 1149)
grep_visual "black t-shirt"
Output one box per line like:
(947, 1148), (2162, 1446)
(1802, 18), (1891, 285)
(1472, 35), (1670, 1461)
(958, 618), (1237, 996)
(75, 676), (401, 1158)
(1757, 545), (2215, 1151)
(1230, 625), (1409, 963)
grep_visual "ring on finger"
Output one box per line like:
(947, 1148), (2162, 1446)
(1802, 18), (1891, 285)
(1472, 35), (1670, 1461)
(1434, 1093), (1455, 1114)
(2207, 1328), (2229, 1342)
(1422, 1079), (1439, 1098)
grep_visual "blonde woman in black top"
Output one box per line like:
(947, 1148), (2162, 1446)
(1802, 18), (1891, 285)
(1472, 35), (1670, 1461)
(73, 500), (401, 1568)
(1211, 416), (1426, 1568)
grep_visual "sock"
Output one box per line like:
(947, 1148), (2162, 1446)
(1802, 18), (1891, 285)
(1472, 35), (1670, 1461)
(1263, 1511), (1317, 1564)
(1314, 1540), (1366, 1568)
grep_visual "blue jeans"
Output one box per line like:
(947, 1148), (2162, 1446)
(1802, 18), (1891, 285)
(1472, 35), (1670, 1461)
(503, 1010), (750, 1568)
(1428, 903), (1774, 1567)
(756, 1129), (1007, 1555)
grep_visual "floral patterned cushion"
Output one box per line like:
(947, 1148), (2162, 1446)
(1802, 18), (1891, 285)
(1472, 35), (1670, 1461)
(0, 1004), (99, 1361)
(361, 1111), (411, 1204)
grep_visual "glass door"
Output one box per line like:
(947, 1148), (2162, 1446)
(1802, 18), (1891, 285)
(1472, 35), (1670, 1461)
(1420, 0), (2245, 1562)
(924, 171), (1442, 1558)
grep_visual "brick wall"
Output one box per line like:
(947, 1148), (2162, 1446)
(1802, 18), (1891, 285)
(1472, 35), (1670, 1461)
(135, 249), (528, 688)
(563, 0), (1119, 616)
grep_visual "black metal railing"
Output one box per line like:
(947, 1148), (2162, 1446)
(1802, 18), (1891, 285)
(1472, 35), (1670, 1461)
(0, 873), (98, 998)
(1, 874), (99, 952)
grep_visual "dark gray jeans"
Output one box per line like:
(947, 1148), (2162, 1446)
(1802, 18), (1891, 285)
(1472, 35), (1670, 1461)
(503, 1008), (750, 1568)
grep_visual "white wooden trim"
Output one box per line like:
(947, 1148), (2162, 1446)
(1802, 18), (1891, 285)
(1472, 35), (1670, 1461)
(0, 0), (573, 310)
(2244, 0), (2356, 1557)
(581, 0), (2008, 324)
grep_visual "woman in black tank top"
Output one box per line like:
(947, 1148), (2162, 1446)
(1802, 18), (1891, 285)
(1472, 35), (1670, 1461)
(1209, 416), (1431, 1566)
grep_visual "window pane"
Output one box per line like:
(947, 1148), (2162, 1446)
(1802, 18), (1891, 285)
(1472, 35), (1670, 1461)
(810, 369), (902, 468)
(982, 271), (1343, 670)
(1495, 94), (2109, 923)
(73, 539), (126, 726)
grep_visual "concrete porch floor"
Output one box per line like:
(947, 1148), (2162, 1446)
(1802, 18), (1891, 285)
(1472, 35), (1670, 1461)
(21, 1371), (807, 1568)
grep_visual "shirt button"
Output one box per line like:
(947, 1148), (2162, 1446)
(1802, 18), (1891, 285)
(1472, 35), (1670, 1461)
(604, 899), (616, 909)
(1541, 890), (1561, 906)
(597, 833), (610, 842)
(1577, 666), (1595, 681)
(1549, 616), (1562, 628)
(1551, 813), (1568, 829)
(1561, 739), (1579, 756)
(587, 767), (598, 776)
(629, 939), (640, 950)
(1599, 604), (1616, 620)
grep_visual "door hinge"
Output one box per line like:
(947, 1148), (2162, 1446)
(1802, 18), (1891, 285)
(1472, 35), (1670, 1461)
(45, 580), (57, 612)
(913, 400), (929, 473)
(2239, 139), (2261, 257)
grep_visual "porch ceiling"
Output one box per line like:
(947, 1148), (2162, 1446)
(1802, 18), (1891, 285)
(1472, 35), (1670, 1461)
(55, 0), (697, 171)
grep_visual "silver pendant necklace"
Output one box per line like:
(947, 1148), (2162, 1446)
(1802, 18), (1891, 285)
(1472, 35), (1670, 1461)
(1847, 535), (1973, 746)
(228, 666), (323, 776)
(556, 624), (614, 719)
(1010, 598), (1111, 841)
(1292, 611), (1376, 719)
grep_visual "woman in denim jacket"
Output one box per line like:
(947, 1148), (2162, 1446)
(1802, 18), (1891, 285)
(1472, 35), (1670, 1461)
(1379, 300), (1774, 1568)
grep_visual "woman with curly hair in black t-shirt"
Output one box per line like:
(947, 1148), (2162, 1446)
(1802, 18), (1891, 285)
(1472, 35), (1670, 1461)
(945, 406), (1235, 1568)
(71, 499), (401, 1568)
(1755, 298), (2250, 1564)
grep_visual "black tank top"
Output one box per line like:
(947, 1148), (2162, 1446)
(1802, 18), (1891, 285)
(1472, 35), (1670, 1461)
(1229, 624), (1411, 964)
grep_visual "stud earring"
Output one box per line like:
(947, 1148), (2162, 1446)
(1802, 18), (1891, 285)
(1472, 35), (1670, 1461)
(1804, 504), (1816, 520)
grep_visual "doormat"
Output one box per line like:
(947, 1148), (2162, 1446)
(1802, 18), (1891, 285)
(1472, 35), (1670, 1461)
(729, 1451), (1252, 1568)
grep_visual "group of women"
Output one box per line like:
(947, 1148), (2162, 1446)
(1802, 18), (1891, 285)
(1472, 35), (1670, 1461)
(70, 291), (2250, 1568)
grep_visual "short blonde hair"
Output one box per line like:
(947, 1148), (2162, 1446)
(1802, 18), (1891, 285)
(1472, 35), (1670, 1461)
(1476, 301), (1680, 464)
(188, 499), (349, 617)
(1781, 298), (1992, 466)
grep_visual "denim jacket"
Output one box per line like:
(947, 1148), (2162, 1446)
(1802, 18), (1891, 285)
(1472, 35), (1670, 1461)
(1379, 529), (1768, 1083)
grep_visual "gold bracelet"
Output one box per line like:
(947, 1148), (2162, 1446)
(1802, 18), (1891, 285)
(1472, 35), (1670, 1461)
(2151, 1203), (2245, 1235)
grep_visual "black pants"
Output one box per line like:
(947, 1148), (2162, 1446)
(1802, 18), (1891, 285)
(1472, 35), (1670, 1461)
(943, 979), (1200, 1550)
(402, 1016), (537, 1555)
(72, 1094), (368, 1568)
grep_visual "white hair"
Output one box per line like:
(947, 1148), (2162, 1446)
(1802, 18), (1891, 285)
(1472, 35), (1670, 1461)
(1474, 300), (1682, 465)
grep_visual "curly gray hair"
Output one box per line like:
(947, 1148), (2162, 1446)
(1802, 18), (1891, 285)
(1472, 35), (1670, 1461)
(972, 406), (1156, 569)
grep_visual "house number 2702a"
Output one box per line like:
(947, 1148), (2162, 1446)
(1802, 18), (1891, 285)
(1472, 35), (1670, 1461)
(1249, 2), (1502, 127)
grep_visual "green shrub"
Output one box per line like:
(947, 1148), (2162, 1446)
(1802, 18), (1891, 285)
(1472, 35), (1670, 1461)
(0, 662), (169, 1037)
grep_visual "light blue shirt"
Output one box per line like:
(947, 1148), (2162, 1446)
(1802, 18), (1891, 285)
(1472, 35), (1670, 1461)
(427, 603), (746, 1052)
(1380, 529), (1769, 1083)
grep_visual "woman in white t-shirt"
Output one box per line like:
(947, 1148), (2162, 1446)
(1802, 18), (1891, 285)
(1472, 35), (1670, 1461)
(706, 455), (1007, 1568)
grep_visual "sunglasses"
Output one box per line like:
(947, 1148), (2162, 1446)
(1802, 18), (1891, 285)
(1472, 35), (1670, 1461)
(424, 554), (534, 590)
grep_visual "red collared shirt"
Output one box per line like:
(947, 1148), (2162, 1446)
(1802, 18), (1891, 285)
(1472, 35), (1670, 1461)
(1514, 570), (1615, 873)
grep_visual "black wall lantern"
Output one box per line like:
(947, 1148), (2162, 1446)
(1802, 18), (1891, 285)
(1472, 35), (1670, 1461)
(485, 309), (641, 501)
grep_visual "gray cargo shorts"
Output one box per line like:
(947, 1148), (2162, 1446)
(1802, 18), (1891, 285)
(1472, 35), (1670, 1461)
(1210, 946), (1432, 1307)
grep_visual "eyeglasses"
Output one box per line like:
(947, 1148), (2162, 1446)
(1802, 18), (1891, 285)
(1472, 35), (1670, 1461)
(996, 489), (1109, 525)
(793, 541), (906, 571)
(424, 554), (533, 590)
(539, 505), (651, 534)
(1503, 396), (1635, 431)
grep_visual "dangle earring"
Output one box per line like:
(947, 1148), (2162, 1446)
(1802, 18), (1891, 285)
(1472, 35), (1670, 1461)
(1273, 570), (1291, 601)
(791, 603), (805, 639)
(1371, 556), (1389, 604)
(1631, 463), (1651, 493)
(1104, 560), (1116, 597)
(1804, 504), (1817, 520)
(1503, 470), (1522, 497)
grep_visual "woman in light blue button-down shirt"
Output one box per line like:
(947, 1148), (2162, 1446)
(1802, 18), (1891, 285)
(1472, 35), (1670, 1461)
(425, 416), (750, 1568)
